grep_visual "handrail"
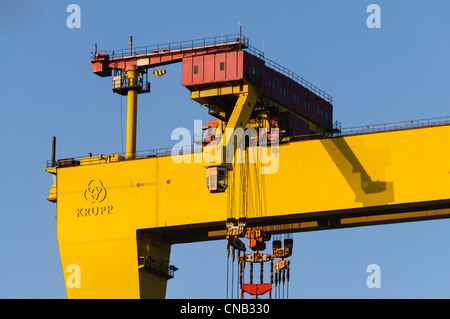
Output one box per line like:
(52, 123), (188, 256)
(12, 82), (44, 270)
(91, 34), (248, 60)
(291, 116), (450, 140)
(338, 116), (450, 136)
(46, 144), (202, 168)
(46, 116), (450, 168)
(244, 46), (333, 103)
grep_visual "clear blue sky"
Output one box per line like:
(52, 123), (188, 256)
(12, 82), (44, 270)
(1, 0), (450, 298)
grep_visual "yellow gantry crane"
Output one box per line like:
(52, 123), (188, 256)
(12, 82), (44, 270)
(46, 33), (450, 298)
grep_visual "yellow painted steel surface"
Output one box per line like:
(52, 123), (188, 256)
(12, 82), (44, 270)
(202, 83), (258, 170)
(125, 70), (138, 159)
(52, 124), (450, 298)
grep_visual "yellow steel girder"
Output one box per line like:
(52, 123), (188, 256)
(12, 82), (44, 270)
(49, 124), (450, 298)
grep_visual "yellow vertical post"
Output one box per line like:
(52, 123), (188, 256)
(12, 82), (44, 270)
(125, 70), (138, 159)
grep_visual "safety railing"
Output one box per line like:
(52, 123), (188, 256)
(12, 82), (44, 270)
(47, 116), (450, 168)
(245, 46), (333, 103)
(139, 256), (178, 280)
(291, 116), (450, 141)
(46, 144), (203, 168)
(91, 34), (248, 60)
(112, 75), (150, 95)
(134, 144), (202, 159)
(337, 116), (450, 136)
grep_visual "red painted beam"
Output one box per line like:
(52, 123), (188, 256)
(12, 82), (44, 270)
(91, 42), (243, 76)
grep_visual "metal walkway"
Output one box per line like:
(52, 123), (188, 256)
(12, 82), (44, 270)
(92, 34), (248, 60)
(47, 116), (450, 168)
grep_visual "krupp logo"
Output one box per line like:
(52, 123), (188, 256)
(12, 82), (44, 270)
(84, 179), (107, 203)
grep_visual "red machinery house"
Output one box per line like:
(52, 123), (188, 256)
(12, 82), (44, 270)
(182, 50), (333, 137)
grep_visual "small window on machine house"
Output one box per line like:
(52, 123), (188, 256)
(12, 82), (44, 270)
(194, 65), (199, 74)
(220, 62), (225, 71)
(304, 99), (310, 110)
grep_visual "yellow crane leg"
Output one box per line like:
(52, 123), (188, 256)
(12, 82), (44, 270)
(125, 70), (138, 159)
(58, 228), (170, 298)
(137, 231), (172, 299)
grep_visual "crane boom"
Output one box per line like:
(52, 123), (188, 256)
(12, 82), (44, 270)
(91, 34), (247, 76)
